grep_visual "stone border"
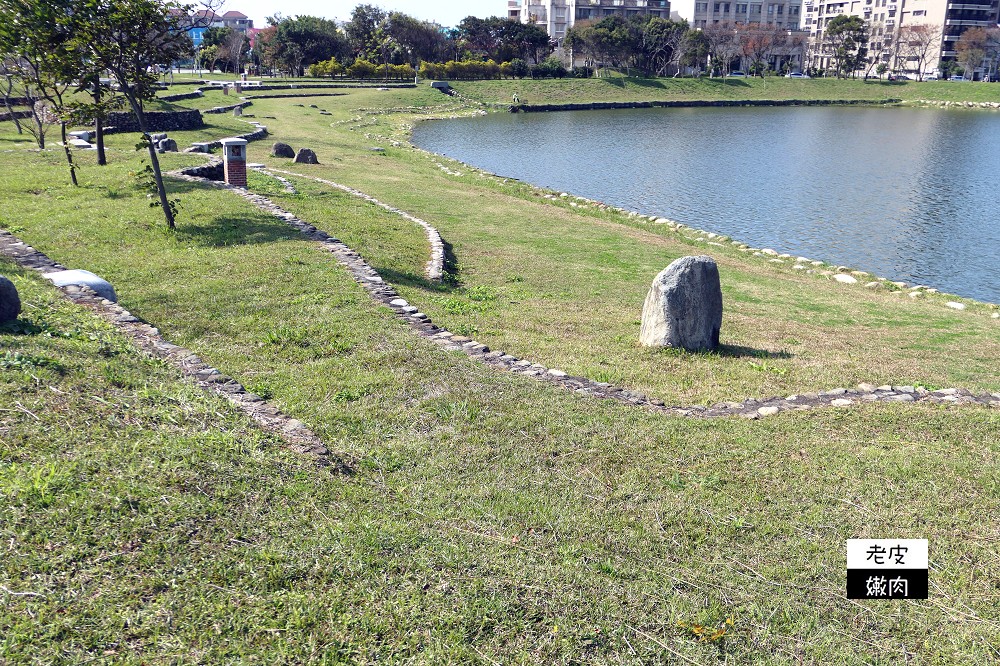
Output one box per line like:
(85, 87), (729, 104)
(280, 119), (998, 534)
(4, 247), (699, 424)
(512, 98), (903, 113)
(912, 99), (1000, 111)
(168, 171), (1000, 419)
(204, 101), (253, 115)
(266, 168), (445, 282)
(0, 230), (348, 471)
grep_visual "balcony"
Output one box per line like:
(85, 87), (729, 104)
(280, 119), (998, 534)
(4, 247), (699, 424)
(945, 18), (995, 24)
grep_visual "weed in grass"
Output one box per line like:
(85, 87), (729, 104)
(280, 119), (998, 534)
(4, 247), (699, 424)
(0, 350), (64, 372)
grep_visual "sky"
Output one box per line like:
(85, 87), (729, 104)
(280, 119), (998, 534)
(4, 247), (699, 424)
(221, 0), (506, 28)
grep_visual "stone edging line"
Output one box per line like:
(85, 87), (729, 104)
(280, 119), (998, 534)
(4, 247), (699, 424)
(0, 230), (348, 471)
(169, 169), (1000, 419)
(266, 167), (445, 282)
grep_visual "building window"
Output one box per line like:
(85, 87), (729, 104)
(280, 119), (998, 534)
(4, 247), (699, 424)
(768, 4), (775, 14)
(714, 2), (721, 11)
(777, 4), (783, 13)
(697, 2), (709, 10)
(913, 9), (924, 15)
(737, 3), (748, 11)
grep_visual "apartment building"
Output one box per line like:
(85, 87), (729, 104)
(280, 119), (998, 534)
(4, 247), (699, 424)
(672, 0), (803, 28)
(187, 10), (255, 49)
(803, 0), (1000, 75)
(508, 1), (672, 44)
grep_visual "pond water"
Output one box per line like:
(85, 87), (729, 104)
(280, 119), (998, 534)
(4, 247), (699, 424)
(413, 106), (1000, 303)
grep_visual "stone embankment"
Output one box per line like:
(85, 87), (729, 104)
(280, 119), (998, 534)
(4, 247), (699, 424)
(171, 168), (1000, 418)
(0, 230), (346, 470)
(104, 109), (205, 134)
(912, 99), (1000, 110)
(512, 98), (902, 113)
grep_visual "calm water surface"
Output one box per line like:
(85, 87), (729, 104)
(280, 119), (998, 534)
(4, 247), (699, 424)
(413, 107), (1000, 303)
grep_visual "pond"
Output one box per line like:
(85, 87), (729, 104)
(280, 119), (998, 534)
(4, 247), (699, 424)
(413, 106), (1000, 304)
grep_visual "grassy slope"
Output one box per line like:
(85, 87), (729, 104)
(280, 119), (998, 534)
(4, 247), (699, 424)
(242, 89), (1000, 405)
(450, 75), (1000, 106)
(1, 82), (999, 663)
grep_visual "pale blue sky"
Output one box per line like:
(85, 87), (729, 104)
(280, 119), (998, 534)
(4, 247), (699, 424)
(222, 1), (506, 28)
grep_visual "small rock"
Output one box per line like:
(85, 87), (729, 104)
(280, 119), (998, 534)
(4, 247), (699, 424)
(271, 142), (295, 158)
(831, 398), (854, 407)
(44, 269), (117, 302)
(293, 148), (319, 164)
(757, 406), (780, 417)
(834, 274), (857, 284)
(945, 301), (966, 310)
(0, 275), (21, 322)
(857, 383), (877, 393)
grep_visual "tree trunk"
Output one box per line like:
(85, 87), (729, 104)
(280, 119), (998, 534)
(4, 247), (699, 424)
(1, 94), (21, 133)
(94, 81), (107, 166)
(59, 121), (78, 186)
(126, 91), (174, 229)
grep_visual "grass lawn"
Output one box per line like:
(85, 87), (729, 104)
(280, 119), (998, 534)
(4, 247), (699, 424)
(451, 75), (1000, 107)
(1, 80), (999, 663)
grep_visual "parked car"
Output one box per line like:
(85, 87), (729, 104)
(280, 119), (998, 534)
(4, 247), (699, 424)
(949, 75), (968, 81)
(785, 72), (811, 79)
(923, 73), (939, 81)
(888, 73), (912, 81)
(728, 71), (747, 78)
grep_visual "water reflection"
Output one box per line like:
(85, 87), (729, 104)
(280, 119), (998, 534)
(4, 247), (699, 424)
(414, 106), (1000, 303)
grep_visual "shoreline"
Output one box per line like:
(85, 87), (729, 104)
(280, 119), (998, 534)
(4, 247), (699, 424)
(510, 97), (903, 113)
(406, 109), (997, 308)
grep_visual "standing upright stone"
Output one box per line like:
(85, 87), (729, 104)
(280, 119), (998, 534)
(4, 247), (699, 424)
(293, 148), (319, 164)
(0, 275), (21, 323)
(639, 255), (723, 352)
(271, 142), (295, 158)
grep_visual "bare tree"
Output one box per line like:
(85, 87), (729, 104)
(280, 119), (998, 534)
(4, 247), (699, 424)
(0, 56), (24, 133)
(223, 29), (247, 76)
(896, 24), (940, 80)
(738, 23), (786, 76)
(703, 22), (741, 76)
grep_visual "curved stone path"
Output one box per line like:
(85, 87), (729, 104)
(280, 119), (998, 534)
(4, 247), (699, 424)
(170, 169), (1000, 419)
(0, 230), (348, 471)
(265, 167), (446, 282)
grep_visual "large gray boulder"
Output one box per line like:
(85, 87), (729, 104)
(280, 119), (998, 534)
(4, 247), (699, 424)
(44, 269), (118, 302)
(271, 142), (294, 158)
(0, 275), (20, 323)
(159, 138), (178, 152)
(293, 148), (319, 164)
(639, 255), (722, 352)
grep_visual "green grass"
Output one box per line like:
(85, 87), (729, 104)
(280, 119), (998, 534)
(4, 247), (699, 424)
(1, 82), (999, 663)
(452, 75), (1000, 107)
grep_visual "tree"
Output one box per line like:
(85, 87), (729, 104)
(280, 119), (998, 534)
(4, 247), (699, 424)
(703, 22), (741, 76)
(0, 0), (83, 185)
(739, 23), (787, 77)
(955, 27), (987, 78)
(223, 28), (248, 75)
(640, 18), (687, 77)
(82, 0), (198, 229)
(345, 4), (387, 60)
(385, 12), (449, 64)
(825, 15), (868, 78)
(896, 24), (939, 80)
(0, 56), (24, 134)
(270, 15), (348, 76)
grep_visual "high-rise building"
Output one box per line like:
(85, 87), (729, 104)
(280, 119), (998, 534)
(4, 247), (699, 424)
(672, 0), (803, 29)
(508, 1), (672, 45)
(803, 0), (1000, 76)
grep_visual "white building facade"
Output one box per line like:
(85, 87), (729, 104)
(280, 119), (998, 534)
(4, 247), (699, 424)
(803, 0), (1000, 76)
(508, 1), (673, 45)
